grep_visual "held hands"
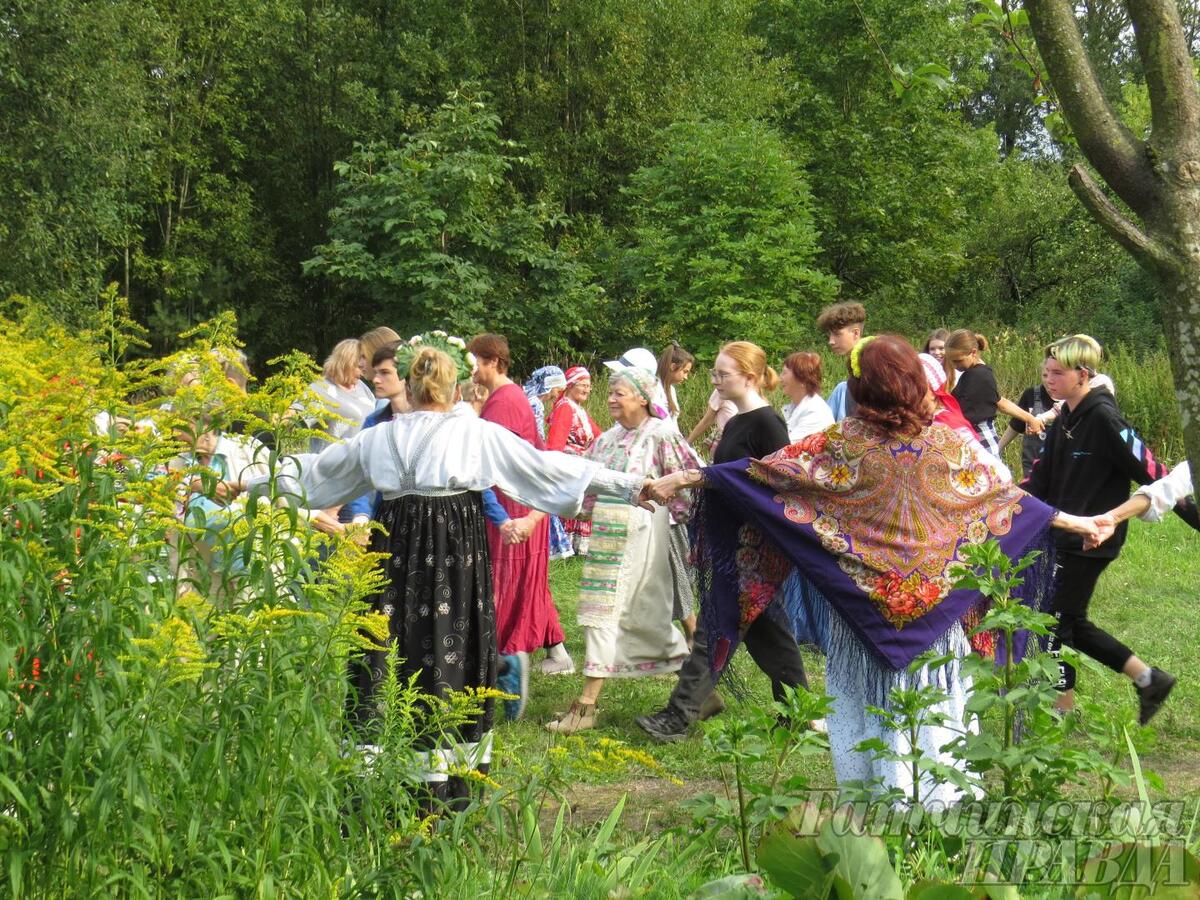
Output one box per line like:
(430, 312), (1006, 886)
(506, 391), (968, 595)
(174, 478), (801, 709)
(1055, 511), (1118, 551)
(1082, 513), (1117, 551)
(639, 471), (691, 510)
(310, 510), (346, 536)
(501, 516), (534, 545)
(189, 476), (241, 505)
(1024, 414), (1045, 437)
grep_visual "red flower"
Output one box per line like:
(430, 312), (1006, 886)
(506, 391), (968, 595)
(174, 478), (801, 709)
(797, 432), (828, 455)
(917, 581), (942, 604)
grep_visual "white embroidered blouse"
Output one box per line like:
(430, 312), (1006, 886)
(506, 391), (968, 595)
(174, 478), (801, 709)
(261, 406), (642, 517)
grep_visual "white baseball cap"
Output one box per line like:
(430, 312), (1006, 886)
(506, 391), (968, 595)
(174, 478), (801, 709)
(604, 347), (658, 372)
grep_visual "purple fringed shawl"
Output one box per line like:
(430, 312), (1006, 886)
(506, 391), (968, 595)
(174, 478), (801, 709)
(696, 419), (1056, 675)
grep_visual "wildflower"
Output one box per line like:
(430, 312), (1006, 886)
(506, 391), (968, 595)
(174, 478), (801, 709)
(446, 765), (501, 790)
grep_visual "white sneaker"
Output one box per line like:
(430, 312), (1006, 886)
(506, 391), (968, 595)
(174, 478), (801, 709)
(540, 643), (576, 676)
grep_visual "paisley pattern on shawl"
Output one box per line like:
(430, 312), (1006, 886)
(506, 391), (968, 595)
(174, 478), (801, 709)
(757, 420), (1020, 626)
(696, 418), (1055, 674)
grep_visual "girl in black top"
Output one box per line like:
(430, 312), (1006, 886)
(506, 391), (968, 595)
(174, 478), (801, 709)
(943, 330), (1042, 456)
(637, 341), (810, 742)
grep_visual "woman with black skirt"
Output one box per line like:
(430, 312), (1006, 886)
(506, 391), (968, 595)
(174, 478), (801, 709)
(262, 336), (647, 803)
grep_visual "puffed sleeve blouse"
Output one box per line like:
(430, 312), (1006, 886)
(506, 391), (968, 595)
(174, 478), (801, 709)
(256, 406), (643, 517)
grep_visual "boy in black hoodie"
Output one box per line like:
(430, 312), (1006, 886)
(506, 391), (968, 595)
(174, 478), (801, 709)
(1022, 334), (1175, 726)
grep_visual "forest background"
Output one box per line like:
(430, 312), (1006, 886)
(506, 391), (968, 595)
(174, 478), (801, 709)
(2, 0), (1191, 368)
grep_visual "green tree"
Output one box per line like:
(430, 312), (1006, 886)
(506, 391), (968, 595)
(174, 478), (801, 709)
(304, 88), (600, 360)
(1024, 0), (1200, 497)
(0, 0), (155, 321)
(750, 0), (1001, 336)
(614, 120), (837, 356)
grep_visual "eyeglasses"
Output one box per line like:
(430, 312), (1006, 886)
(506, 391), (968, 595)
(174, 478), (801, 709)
(710, 370), (740, 384)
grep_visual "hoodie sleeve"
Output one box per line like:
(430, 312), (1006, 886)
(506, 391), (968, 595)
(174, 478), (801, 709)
(1102, 406), (1168, 487)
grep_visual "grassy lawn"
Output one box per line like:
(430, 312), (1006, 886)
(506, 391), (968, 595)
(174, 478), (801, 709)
(492, 513), (1200, 823)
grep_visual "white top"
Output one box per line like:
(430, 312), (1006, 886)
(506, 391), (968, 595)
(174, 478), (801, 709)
(217, 433), (270, 484)
(782, 394), (835, 442)
(1134, 462), (1192, 522)
(264, 406), (640, 518)
(652, 380), (679, 432)
(306, 378), (378, 448)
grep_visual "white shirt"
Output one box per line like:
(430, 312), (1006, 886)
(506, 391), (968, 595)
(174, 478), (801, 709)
(782, 394), (835, 442)
(1134, 462), (1193, 522)
(306, 378), (378, 449)
(652, 380), (679, 432)
(217, 433), (270, 484)
(264, 406), (640, 517)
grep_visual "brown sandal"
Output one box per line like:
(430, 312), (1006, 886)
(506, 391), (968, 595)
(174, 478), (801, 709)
(544, 701), (598, 734)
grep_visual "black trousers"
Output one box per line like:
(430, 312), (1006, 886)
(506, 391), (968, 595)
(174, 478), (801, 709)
(1048, 553), (1134, 691)
(667, 612), (808, 722)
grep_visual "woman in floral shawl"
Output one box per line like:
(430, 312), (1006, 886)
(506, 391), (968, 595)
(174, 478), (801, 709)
(544, 366), (701, 734)
(646, 336), (1101, 805)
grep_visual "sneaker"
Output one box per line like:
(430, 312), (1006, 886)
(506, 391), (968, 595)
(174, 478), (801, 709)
(545, 701), (597, 734)
(540, 656), (575, 676)
(635, 706), (691, 743)
(698, 691), (725, 721)
(1137, 668), (1176, 726)
(540, 643), (576, 676)
(498, 652), (529, 722)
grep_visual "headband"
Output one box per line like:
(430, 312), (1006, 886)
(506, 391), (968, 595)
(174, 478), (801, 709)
(849, 335), (877, 378)
(524, 365), (567, 398)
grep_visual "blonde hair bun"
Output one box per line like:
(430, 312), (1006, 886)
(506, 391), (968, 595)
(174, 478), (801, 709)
(408, 347), (457, 406)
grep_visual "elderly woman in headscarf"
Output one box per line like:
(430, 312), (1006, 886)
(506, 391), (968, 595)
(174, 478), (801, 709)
(544, 366), (702, 733)
(523, 365), (568, 438)
(524, 365), (575, 561)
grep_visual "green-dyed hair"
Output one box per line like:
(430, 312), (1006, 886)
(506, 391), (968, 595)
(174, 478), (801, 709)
(1045, 334), (1102, 374)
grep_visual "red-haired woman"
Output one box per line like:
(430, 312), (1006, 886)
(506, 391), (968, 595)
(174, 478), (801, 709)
(643, 335), (1103, 806)
(780, 351), (834, 442)
(467, 334), (571, 696)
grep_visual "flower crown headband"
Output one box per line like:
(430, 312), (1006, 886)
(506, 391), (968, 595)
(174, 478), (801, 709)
(394, 331), (476, 382)
(849, 335), (877, 378)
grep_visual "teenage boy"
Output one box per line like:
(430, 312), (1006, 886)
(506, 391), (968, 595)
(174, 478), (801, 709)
(816, 301), (866, 421)
(1022, 335), (1176, 726)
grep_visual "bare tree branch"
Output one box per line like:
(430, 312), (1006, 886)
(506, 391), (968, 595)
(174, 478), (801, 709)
(1126, 0), (1200, 156)
(1067, 163), (1170, 268)
(1025, 0), (1158, 213)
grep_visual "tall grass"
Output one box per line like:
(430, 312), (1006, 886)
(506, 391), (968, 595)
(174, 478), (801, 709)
(579, 334), (1183, 462)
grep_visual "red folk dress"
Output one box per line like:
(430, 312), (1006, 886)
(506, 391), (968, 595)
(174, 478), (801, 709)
(546, 397), (601, 540)
(480, 382), (566, 654)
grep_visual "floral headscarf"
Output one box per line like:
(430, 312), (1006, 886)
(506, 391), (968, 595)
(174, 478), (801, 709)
(610, 366), (668, 419)
(523, 366), (567, 400)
